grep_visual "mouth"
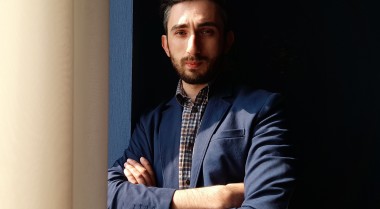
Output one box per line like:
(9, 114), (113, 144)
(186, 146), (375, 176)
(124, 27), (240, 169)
(184, 60), (203, 69)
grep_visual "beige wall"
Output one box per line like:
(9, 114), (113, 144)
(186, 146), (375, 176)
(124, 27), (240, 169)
(0, 0), (108, 209)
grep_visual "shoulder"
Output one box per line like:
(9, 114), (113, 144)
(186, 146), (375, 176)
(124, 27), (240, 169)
(233, 85), (284, 107)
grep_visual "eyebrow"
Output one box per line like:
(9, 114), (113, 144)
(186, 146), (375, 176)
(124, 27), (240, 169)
(169, 22), (220, 33)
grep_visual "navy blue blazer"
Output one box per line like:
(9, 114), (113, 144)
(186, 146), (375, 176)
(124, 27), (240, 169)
(108, 81), (296, 209)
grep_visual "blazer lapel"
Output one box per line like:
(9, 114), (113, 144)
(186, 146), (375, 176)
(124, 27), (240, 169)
(190, 89), (233, 187)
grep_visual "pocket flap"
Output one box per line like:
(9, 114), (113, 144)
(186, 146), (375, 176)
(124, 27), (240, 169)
(213, 129), (245, 139)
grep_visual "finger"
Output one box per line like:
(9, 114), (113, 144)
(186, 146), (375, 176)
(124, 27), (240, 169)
(125, 161), (148, 185)
(140, 157), (156, 186)
(127, 159), (154, 186)
(127, 159), (153, 185)
(123, 163), (138, 184)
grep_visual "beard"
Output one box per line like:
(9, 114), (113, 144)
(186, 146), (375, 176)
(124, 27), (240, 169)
(171, 54), (225, 85)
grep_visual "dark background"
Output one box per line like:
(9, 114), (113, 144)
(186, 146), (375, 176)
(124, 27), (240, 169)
(132, 1), (380, 208)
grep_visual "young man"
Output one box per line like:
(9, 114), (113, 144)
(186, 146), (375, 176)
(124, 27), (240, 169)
(108, 0), (296, 208)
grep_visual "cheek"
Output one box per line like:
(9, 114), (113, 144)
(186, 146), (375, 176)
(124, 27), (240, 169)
(203, 39), (224, 55)
(168, 39), (187, 52)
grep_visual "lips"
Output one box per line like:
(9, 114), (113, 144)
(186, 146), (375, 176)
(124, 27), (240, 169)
(185, 61), (201, 68)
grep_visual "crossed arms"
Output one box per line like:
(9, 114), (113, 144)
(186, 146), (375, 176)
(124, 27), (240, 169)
(124, 157), (245, 209)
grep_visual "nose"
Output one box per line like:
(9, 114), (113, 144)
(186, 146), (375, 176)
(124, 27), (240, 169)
(186, 34), (199, 55)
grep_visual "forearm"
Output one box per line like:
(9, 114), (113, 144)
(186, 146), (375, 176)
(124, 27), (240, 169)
(172, 186), (223, 209)
(171, 183), (244, 209)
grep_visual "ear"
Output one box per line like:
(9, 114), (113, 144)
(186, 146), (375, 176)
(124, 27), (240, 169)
(161, 35), (171, 57)
(223, 31), (235, 53)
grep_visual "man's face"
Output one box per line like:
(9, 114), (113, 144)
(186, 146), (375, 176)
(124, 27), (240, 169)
(161, 0), (234, 85)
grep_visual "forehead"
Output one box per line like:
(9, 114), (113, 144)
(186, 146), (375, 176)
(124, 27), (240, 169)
(168, 0), (223, 29)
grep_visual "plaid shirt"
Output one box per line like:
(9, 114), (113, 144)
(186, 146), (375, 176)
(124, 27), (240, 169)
(175, 81), (209, 189)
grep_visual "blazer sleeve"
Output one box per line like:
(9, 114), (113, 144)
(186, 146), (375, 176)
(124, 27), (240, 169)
(107, 117), (176, 209)
(241, 93), (296, 209)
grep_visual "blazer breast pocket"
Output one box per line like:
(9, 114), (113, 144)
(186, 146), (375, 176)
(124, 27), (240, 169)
(212, 129), (245, 140)
(204, 128), (247, 183)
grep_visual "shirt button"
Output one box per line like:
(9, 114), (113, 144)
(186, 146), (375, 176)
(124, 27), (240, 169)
(185, 179), (190, 185)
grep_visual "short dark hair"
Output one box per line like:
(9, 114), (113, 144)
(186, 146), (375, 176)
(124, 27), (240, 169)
(160, 0), (231, 34)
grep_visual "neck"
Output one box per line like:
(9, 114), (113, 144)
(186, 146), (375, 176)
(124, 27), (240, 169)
(182, 81), (208, 102)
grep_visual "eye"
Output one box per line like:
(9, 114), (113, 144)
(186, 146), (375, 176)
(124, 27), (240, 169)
(174, 30), (187, 36)
(199, 29), (215, 36)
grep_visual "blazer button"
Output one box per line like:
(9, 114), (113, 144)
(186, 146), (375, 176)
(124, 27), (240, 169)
(185, 179), (190, 185)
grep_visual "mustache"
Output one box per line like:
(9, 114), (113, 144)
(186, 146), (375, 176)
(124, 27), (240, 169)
(181, 55), (207, 62)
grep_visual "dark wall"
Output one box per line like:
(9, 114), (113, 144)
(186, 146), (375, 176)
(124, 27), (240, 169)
(132, 0), (178, 127)
(132, 1), (380, 208)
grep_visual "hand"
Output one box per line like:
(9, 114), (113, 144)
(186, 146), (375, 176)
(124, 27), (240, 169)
(225, 183), (245, 208)
(124, 157), (156, 186)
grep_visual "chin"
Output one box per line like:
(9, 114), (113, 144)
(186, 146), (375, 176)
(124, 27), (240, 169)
(181, 75), (212, 85)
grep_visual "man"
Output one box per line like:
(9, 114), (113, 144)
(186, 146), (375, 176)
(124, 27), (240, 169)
(108, 0), (296, 208)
